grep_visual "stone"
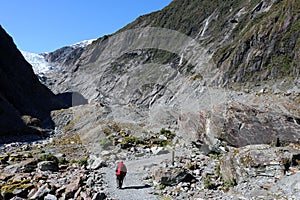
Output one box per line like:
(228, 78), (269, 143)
(44, 194), (58, 200)
(38, 161), (58, 172)
(100, 150), (111, 157)
(30, 184), (51, 199)
(194, 102), (300, 150)
(3, 159), (37, 173)
(220, 145), (300, 184)
(92, 192), (106, 200)
(1, 183), (33, 199)
(158, 135), (168, 141)
(90, 158), (107, 170)
(160, 169), (195, 186)
(151, 147), (169, 155)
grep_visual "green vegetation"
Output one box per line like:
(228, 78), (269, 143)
(39, 154), (58, 163)
(159, 128), (176, 140)
(123, 136), (144, 145)
(204, 175), (215, 189)
(223, 179), (237, 190)
(99, 137), (113, 148)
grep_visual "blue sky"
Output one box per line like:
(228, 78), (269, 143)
(0, 0), (172, 53)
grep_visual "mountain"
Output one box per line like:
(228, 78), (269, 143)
(21, 39), (95, 75)
(47, 0), (299, 151)
(0, 25), (64, 138)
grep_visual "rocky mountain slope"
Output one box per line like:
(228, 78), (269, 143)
(46, 0), (299, 151)
(0, 25), (64, 138)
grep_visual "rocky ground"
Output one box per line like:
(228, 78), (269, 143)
(2, 126), (300, 200)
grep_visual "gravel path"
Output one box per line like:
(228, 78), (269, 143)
(101, 153), (173, 200)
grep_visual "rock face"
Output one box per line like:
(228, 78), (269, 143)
(220, 145), (300, 184)
(192, 101), (300, 149)
(0, 25), (64, 137)
(44, 0), (299, 148)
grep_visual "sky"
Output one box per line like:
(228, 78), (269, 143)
(0, 0), (172, 53)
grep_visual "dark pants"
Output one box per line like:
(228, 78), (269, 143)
(116, 175), (125, 188)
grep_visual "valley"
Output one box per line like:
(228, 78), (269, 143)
(1, 0), (300, 199)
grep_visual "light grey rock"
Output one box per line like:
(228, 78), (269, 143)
(158, 135), (168, 141)
(90, 158), (107, 170)
(44, 194), (57, 200)
(100, 150), (111, 157)
(30, 184), (50, 200)
(151, 147), (169, 155)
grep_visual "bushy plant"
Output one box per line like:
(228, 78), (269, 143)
(204, 175), (215, 189)
(160, 128), (176, 139)
(39, 154), (58, 163)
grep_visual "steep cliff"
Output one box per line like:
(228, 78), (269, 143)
(0, 25), (63, 136)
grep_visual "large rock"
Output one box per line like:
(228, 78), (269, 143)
(151, 147), (169, 155)
(160, 169), (195, 186)
(220, 144), (300, 183)
(29, 184), (51, 200)
(90, 158), (107, 170)
(37, 161), (59, 172)
(192, 102), (300, 150)
(3, 159), (37, 173)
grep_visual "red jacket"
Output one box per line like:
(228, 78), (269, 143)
(116, 162), (127, 176)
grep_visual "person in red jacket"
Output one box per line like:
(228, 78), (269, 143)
(115, 161), (127, 189)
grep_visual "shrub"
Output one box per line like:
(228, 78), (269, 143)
(204, 175), (215, 189)
(123, 136), (144, 145)
(39, 154), (58, 163)
(160, 128), (176, 139)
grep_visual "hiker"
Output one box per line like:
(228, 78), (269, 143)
(115, 161), (127, 189)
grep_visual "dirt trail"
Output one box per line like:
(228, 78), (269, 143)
(101, 153), (173, 200)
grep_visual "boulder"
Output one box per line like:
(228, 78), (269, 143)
(92, 192), (106, 200)
(29, 184), (51, 200)
(3, 159), (37, 173)
(183, 102), (300, 151)
(220, 145), (300, 183)
(160, 169), (195, 186)
(44, 194), (57, 200)
(38, 161), (58, 172)
(151, 147), (169, 155)
(90, 158), (107, 170)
